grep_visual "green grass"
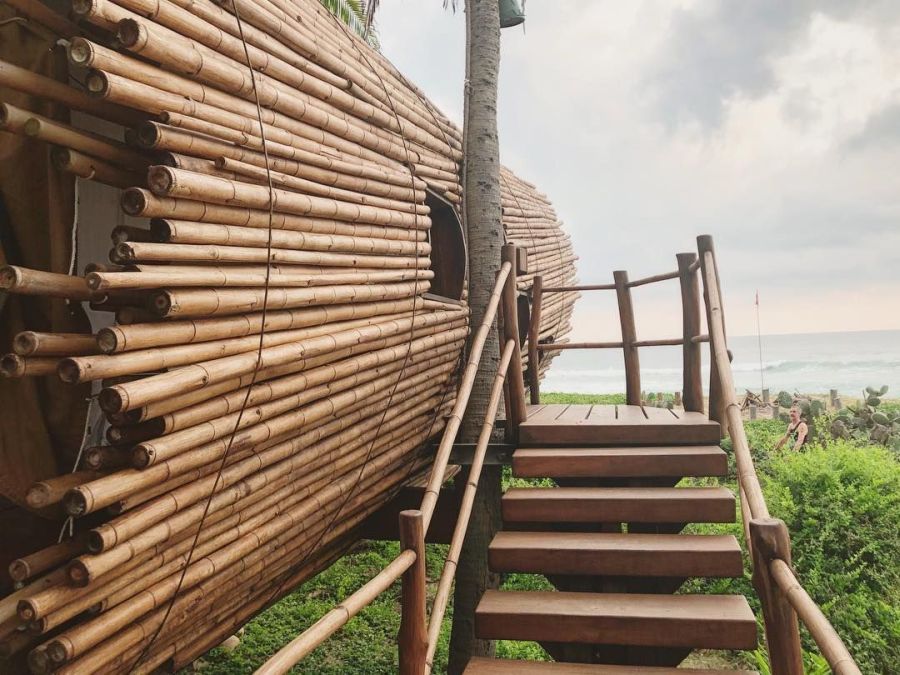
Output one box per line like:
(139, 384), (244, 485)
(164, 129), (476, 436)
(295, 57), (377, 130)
(539, 392), (625, 404)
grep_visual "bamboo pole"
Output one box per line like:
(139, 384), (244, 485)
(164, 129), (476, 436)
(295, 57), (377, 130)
(770, 560), (862, 675)
(750, 519), (803, 675)
(418, 262), (510, 531)
(527, 275), (542, 403)
(678, 252), (703, 412)
(500, 244), (527, 437)
(424, 339), (514, 673)
(613, 270), (641, 405)
(0, 355), (60, 378)
(0, 266), (94, 300)
(698, 235), (727, 428)
(397, 510), (426, 675)
(13, 332), (99, 357)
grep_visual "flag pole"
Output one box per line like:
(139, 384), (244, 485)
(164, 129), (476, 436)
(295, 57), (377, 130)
(755, 290), (765, 393)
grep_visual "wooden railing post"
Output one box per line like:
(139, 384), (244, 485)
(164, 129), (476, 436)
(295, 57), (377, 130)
(398, 510), (427, 675)
(527, 275), (543, 404)
(750, 518), (804, 675)
(677, 253), (703, 412)
(613, 270), (640, 406)
(696, 235), (726, 428)
(501, 244), (527, 439)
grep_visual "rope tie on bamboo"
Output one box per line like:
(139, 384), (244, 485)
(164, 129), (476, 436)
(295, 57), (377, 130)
(127, 1), (278, 669)
(250, 6), (427, 614)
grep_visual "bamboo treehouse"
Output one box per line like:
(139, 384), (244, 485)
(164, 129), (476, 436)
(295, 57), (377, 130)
(0, 1), (865, 675)
(0, 0), (576, 671)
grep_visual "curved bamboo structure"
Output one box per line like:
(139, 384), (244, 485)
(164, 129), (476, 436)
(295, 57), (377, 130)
(0, 0), (577, 671)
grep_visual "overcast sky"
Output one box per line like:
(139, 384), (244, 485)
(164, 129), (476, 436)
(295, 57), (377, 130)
(377, 1), (900, 339)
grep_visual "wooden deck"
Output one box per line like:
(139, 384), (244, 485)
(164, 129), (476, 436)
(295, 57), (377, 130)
(519, 404), (721, 446)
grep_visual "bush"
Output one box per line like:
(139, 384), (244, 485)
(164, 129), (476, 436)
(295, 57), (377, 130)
(762, 442), (900, 672)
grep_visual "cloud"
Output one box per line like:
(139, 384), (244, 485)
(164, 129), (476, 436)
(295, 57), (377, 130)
(375, 0), (900, 336)
(647, 0), (900, 129)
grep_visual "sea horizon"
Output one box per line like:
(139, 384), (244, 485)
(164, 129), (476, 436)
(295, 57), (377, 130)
(541, 328), (900, 398)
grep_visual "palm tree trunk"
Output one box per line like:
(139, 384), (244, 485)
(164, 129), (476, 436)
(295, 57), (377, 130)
(448, 0), (503, 672)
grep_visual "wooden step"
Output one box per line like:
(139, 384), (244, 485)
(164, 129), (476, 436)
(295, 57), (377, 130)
(475, 590), (757, 650)
(519, 405), (721, 446)
(502, 487), (735, 524)
(513, 447), (727, 479)
(464, 657), (758, 674)
(488, 531), (742, 578)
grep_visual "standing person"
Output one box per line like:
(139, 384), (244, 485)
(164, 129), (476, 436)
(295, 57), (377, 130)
(774, 404), (809, 450)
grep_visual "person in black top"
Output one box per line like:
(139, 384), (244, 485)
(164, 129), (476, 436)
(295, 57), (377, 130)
(774, 404), (809, 451)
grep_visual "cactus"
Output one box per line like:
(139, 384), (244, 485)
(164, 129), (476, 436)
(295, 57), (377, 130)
(775, 390), (793, 408)
(831, 385), (899, 453)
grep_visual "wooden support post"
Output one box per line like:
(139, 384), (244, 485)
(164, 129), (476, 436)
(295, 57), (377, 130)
(399, 510), (427, 675)
(763, 388), (770, 405)
(677, 253), (703, 412)
(501, 244), (527, 439)
(613, 270), (640, 406)
(750, 518), (804, 675)
(830, 389), (838, 409)
(696, 236), (727, 430)
(749, 404), (757, 420)
(527, 275), (543, 404)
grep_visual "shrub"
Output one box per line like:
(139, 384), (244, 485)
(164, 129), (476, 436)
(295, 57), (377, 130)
(762, 442), (900, 672)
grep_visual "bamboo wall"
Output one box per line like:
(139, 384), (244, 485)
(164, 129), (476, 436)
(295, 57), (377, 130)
(0, 0), (577, 670)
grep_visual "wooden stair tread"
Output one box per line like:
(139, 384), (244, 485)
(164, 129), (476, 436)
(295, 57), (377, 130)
(502, 487), (735, 524)
(489, 531), (742, 577)
(520, 405), (721, 446)
(475, 590), (757, 650)
(513, 446), (727, 478)
(464, 657), (758, 674)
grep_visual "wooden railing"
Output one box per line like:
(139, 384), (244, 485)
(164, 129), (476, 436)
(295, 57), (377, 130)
(254, 237), (861, 675)
(254, 245), (527, 675)
(528, 251), (708, 414)
(698, 235), (861, 675)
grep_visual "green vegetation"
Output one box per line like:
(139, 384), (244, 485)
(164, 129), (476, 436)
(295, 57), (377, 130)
(207, 392), (898, 673)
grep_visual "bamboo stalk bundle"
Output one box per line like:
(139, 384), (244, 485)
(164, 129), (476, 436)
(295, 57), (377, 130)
(59, 307), (425, 383)
(149, 219), (428, 255)
(0, 0), (576, 668)
(146, 166), (430, 228)
(120, 188), (426, 241)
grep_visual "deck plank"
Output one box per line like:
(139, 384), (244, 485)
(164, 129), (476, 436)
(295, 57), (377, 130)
(520, 405), (720, 446)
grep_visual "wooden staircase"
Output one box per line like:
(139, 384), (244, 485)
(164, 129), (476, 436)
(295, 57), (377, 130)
(465, 404), (758, 673)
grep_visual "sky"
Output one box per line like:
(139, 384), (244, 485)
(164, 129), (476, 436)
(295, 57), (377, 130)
(376, 1), (900, 340)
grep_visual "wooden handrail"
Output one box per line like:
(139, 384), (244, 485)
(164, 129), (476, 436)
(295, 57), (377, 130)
(537, 341), (623, 350)
(542, 283), (614, 292)
(255, 551), (416, 674)
(701, 250), (768, 519)
(699, 237), (861, 675)
(424, 339), (516, 673)
(419, 260), (512, 531)
(627, 269), (679, 287)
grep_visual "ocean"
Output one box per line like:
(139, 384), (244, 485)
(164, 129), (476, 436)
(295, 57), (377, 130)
(541, 330), (900, 398)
